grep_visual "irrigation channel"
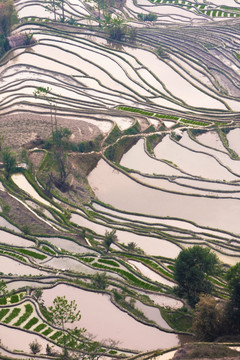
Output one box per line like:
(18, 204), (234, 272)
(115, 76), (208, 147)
(0, 0), (240, 357)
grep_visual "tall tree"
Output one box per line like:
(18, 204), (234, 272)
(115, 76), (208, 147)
(103, 229), (117, 252)
(48, 296), (81, 358)
(173, 246), (220, 306)
(2, 147), (16, 179)
(226, 262), (240, 333)
(51, 127), (72, 190)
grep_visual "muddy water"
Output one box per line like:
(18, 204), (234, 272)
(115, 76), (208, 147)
(88, 159), (240, 234)
(42, 284), (179, 351)
(121, 138), (183, 176)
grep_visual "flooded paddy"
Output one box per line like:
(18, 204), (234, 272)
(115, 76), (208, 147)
(0, 255), (50, 276)
(1, 0), (240, 356)
(88, 159), (240, 234)
(42, 284), (179, 351)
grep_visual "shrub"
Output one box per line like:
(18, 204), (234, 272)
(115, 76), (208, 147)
(29, 339), (42, 354)
(10, 294), (19, 303)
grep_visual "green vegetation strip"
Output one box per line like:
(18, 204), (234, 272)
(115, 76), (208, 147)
(0, 250), (27, 262)
(98, 258), (120, 267)
(42, 245), (56, 256)
(24, 316), (39, 329)
(0, 308), (10, 320)
(117, 106), (179, 120)
(14, 303), (33, 326)
(34, 323), (47, 332)
(3, 308), (21, 324)
(179, 119), (209, 126)
(50, 330), (62, 340)
(16, 248), (47, 260)
(92, 263), (161, 291)
(42, 327), (53, 336)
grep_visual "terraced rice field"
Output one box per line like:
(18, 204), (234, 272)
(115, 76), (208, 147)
(0, 0), (240, 357)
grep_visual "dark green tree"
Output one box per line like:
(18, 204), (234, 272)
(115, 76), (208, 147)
(2, 147), (16, 179)
(226, 262), (240, 333)
(173, 246), (220, 307)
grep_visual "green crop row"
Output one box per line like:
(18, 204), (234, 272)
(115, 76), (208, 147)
(179, 119), (209, 126)
(42, 245), (56, 256)
(118, 106), (179, 121)
(98, 258), (120, 267)
(0, 250), (27, 263)
(3, 308), (21, 324)
(14, 303), (33, 326)
(140, 258), (174, 279)
(34, 323), (47, 332)
(42, 327), (53, 336)
(16, 248), (47, 260)
(0, 308), (9, 320)
(24, 316), (39, 329)
(50, 330), (62, 340)
(92, 263), (161, 291)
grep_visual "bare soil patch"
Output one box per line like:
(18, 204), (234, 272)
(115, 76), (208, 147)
(0, 112), (102, 151)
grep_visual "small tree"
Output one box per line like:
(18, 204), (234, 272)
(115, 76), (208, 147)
(103, 15), (126, 41)
(32, 288), (44, 305)
(127, 241), (138, 252)
(2, 147), (16, 179)
(103, 229), (117, 252)
(91, 272), (107, 290)
(48, 296), (81, 358)
(29, 339), (42, 354)
(173, 246), (220, 307)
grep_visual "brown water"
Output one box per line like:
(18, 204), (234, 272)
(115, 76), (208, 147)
(42, 284), (179, 351)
